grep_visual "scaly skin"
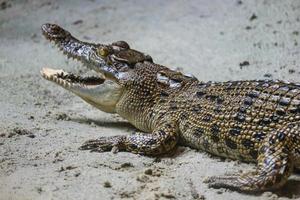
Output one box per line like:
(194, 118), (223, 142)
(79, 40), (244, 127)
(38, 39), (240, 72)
(40, 23), (300, 193)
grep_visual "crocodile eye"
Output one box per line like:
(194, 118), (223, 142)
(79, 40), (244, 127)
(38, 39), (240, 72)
(112, 41), (130, 49)
(97, 47), (109, 57)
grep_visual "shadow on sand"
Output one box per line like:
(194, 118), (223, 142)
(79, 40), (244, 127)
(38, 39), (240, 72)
(275, 178), (300, 198)
(70, 117), (136, 131)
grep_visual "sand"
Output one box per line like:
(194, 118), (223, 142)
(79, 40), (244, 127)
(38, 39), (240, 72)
(0, 0), (300, 199)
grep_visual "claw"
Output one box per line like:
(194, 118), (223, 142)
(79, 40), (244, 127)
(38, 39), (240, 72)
(89, 148), (105, 153)
(79, 136), (125, 153)
(204, 175), (241, 190)
(111, 146), (120, 154)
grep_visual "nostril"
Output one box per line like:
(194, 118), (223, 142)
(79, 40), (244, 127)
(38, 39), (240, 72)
(42, 23), (59, 31)
(41, 23), (70, 39)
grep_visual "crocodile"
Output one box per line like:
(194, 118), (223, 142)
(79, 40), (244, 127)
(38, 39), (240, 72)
(40, 23), (300, 193)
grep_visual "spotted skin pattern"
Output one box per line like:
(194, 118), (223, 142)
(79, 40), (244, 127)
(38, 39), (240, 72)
(41, 24), (300, 193)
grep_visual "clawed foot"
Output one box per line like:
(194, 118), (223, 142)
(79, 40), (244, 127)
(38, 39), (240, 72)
(204, 173), (259, 193)
(204, 174), (241, 190)
(79, 135), (126, 153)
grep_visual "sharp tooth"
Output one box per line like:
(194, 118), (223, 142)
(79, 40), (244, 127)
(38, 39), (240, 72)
(57, 79), (62, 85)
(64, 81), (70, 88)
(41, 73), (46, 78)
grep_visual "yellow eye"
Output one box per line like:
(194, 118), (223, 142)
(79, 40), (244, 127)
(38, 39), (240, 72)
(97, 47), (109, 57)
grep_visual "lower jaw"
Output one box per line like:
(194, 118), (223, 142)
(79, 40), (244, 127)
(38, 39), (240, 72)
(40, 67), (105, 89)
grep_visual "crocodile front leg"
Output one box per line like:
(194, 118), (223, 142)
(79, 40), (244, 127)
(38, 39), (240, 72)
(205, 122), (299, 192)
(80, 122), (178, 155)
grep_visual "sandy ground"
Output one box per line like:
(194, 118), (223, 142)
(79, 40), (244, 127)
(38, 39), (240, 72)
(0, 0), (300, 199)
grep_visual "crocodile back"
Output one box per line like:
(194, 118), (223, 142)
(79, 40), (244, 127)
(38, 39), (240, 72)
(177, 80), (300, 162)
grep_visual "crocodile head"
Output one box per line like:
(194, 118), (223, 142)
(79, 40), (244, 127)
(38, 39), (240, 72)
(40, 23), (152, 113)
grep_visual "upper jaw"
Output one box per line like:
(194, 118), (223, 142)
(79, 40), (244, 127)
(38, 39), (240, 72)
(41, 23), (116, 78)
(41, 23), (153, 81)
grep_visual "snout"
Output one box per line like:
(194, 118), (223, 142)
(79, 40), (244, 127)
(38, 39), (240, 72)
(41, 23), (71, 41)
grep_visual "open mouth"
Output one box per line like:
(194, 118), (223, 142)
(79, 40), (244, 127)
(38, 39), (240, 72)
(40, 23), (107, 88)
